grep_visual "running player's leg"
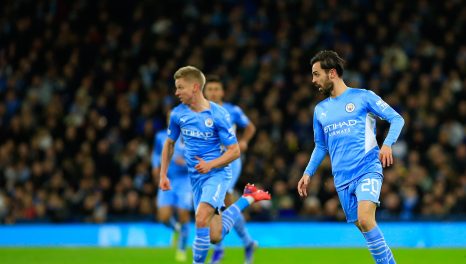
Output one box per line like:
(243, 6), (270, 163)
(211, 159), (253, 264)
(355, 174), (395, 264)
(174, 178), (193, 262)
(157, 189), (178, 231)
(194, 202), (216, 264)
(210, 183), (271, 244)
(192, 174), (232, 264)
(229, 159), (254, 247)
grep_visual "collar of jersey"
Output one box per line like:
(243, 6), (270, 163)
(330, 87), (351, 101)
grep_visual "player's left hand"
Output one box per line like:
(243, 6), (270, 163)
(379, 145), (393, 168)
(194, 156), (213, 174)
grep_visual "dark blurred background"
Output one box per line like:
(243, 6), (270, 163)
(0, 0), (464, 224)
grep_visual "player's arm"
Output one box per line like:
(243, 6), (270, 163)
(235, 106), (256, 152)
(298, 110), (327, 198)
(195, 111), (240, 174)
(160, 138), (175, 190)
(195, 143), (240, 173)
(239, 122), (256, 152)
(365, 90), (405, 167)
(151, 134), (162, 184)
(159, 111), (181, 190)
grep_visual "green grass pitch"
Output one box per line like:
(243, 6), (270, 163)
(1, 248), (465, 264)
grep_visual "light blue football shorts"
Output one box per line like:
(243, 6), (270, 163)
(336, 172), (383, 223)
(191, 169), (231, 213)
(157, 176), (193, 211)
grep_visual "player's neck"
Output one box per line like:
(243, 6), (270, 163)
(330, 80), (348, 98)
(188, 96), (210, 112)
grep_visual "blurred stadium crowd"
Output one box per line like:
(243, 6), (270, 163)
(0, 0), (465, 223)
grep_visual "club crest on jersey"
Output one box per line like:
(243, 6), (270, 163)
(205, 118), (214, 127)
(345, 103), (355, 113)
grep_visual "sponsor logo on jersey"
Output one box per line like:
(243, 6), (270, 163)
(205, 118), (213, 127)
(324, 120), (357, 133)
(181, 128), (214, 138)
(345, 103), (355, 112)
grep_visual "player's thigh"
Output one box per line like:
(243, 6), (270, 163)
(357, 200), (377, 222)
(227, 158), (242, 193)
(336, 185), (358, 223)
(157, 189), (176, 220)
(224, 192), (235, 207)
(172, 178), (194, 212)
(157, 206), (173, 222)
(355, 173), (382, 206)
(177, 207), (191, 223)
(195, 202), (216, 227)
(199, 173), (230, 212)
(355, 173), (382, 228)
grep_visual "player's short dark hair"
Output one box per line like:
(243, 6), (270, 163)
(205, 74), (222, 84)
(310, 50), (345, 77)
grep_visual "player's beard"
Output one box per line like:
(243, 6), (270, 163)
(318, 78), (334, 97)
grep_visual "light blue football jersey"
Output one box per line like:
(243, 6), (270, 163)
(304, 88), (404, 191)
(221, 102), (250, 131)
(152, 130), (188, 178)
(167, 102), (237, 179)
(221, 102), (251, 191)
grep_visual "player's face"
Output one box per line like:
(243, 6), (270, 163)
(312, 62), (334, 97)
(204, 81), (224, 104)
(175, 77), (197, 104)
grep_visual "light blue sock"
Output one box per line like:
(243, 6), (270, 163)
(363, 226), (396, 264)
(178, 223), (189, 251)
(193, 227), (210, 264)
(164, 216), (177, 230)
(221, 197), (250, 239)
(233, 214), (253, 246)
(214, 240), (223, 251)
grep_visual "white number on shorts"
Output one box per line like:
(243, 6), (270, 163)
(361, 178), (379, 197)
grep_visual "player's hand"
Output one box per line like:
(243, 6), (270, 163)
(194, 156), (213, 174)
(297, 175), (310, 198)
(159, 175), (171, 191)
(238, 140), (248, 152)
(379, 145), (393, 168)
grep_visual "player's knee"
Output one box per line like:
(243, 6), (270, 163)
(157, 213), (170, 223)
(178, 211), (190, 224)
(357, 216), (376, 231)
(195, 214), (210, 227)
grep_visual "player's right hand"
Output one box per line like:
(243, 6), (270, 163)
(159, 176), (171, 191)
(297, 175), (310, 198)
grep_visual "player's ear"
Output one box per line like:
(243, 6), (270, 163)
(193, 83), (200, 92)
(329, 68), (337, 79)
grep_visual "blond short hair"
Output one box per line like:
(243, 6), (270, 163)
(173, 66), (206, 91)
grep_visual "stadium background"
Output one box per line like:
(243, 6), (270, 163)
(0, 0), (465, 263)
